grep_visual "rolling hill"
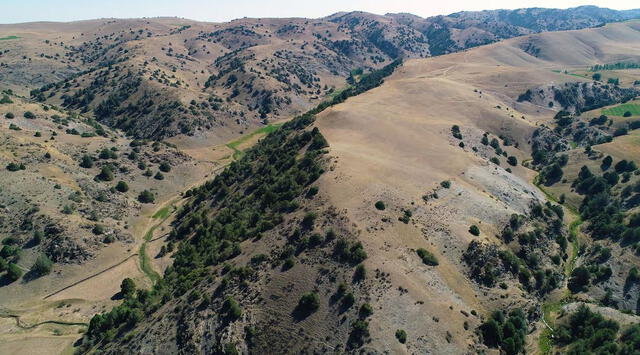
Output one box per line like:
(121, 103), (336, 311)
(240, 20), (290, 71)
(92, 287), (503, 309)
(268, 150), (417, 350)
(1, 7), (640, 355)
(1, 6), (639, 141)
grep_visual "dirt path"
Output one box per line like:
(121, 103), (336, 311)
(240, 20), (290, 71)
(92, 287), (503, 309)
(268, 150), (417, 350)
(42, 253), (139, 300)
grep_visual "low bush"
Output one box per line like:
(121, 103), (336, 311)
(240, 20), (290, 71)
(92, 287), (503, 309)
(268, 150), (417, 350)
(416, 248), (438, 266)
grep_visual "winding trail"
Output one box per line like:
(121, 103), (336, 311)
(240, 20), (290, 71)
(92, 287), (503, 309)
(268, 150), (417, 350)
(0, 309), (88, 329)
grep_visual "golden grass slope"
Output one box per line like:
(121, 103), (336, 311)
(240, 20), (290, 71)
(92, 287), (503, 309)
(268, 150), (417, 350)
(315, 20), (640, 352)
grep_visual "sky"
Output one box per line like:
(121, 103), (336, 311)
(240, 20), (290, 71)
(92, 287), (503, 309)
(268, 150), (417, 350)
(1, 0), (639, 24)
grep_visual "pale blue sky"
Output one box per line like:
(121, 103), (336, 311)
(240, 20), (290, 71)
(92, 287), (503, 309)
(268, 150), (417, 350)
(2, 0), (639, 24)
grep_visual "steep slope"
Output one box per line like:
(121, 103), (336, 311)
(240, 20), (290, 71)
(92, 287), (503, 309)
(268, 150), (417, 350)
(314, 21), (640, 353)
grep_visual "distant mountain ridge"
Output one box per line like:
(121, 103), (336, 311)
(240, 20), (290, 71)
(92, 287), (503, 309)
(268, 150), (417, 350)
(1, 6), (639, 139)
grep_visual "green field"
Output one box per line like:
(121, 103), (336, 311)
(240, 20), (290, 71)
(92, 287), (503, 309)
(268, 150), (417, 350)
(226, 123), (282, 159)
(602, 102), (640, 116)
(0, 35), (20, 41)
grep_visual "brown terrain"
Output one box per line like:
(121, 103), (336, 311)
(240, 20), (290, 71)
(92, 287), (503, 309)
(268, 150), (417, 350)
(1, 8), (640, 355)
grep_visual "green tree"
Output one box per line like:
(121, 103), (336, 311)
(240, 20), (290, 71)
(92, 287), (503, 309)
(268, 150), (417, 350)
(115, 181), (129, 192)
(80, 155), (94, 168)
(120, 278), (136, 298)
(569, 266), (591, 293)
(297, 292), (320, 315)
(97, 166), (114, 181)
(417, 248), (439, 266)
(138, 190), (155, 203)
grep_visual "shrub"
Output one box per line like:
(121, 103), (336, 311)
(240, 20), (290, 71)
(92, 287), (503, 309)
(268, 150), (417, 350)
(348, 319), (370, 347)
(23, 111), (35, 119)
(592, 73), (601, 81)
(98, 148), (117, 160)
(601, 155), (613, 171)
(306, 186), (319, 198)
(374, 201), (386, 210)
(0, 95), (12, 104)
(301, 212), (316, 229)
(79, 155), (94, 168)
(297, 292), (320, 315)
(395, 329), (407, 344)
(92, 224), (105, 235)
(159, 162), (171, 172)
(614, 127), (628, 136)
(33, 230), (43, 245)
(5, 112), (14, 119)
(507, 156), (518, 166)
(623, 111), (632, 117)
(359, 303), (373, 318)
(154, 171), (164, 180)
(115, 181), (129, 192)
(6, 162), (22, 171)
(7, 263), (22, 281)
(335, 240), (367, 264)
(416, 248), (438, 266)
(440, 180), (451, 189)
(542, 163), (563, 185)
(490, 157), (500, 165)
(138, 190), (155, 203)
(451, 125), (462, 139)
(354, 264), (366, 281)
(32, 254), (53, 276)
(97, 166), (114, 181)
(399, 209), (412, 224)
(568, 266), (591, 293)
(469, 225), (480, 236)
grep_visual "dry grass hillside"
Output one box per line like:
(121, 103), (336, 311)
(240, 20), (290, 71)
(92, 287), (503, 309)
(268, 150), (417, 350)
(0, 94), (230, 353)
(60, 20), (640, 355)
(314, 20), (640, 353)
(2, 6), (638, 141)
(2, 11), (640, 355)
